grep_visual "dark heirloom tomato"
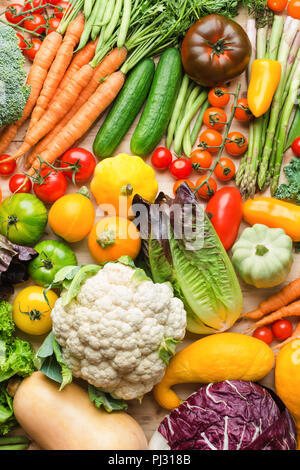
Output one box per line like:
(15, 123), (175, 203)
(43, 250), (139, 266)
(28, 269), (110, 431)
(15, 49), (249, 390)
(181, 15), (251, 87)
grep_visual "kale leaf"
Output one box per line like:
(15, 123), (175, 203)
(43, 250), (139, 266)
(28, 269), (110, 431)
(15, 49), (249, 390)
(275, 158), (300, 205)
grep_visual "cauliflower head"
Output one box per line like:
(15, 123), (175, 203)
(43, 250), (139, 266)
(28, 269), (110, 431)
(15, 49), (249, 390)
(51, 262), (186, 400)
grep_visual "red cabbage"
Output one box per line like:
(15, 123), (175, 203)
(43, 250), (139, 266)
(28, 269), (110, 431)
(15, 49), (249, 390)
(157, 381), (296, 450)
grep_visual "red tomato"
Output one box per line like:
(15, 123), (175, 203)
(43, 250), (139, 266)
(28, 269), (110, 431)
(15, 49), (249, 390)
(214, 157), (236, 181)
(54, 1), (71, 18)
(205, 187), (243, 250)
(151, 147), (173, 170)
(46, 16), (61, 34)
(203, 107), (227, 130)
(170, 158), (192, 179)
(24, 38), (42, 60)
(33, 169), (68, 203)
(291, 137), (300, 157)
(190, 149), (212, 173)
(195, 176), (217, 200)
(16, 32), (27, 52)
(60, 148), (96, 183)
(267, 0), (288, 10)
(225, 131), (248, 156)
(22, 0), (46, 14)
(253, 326), (273, 345)
(272, 319), (293, 341)
(208, 87), (230, 108)
(24, 13), (46, 34)
(233, 98), (252, 121)
(173, 179), (195, 195)
(198, 129), (223, 153)
(0, 155), (16, 175)
(5, 3), (25, 24)
(288, 0), (300, 18)
(9, 174), (32, 194)
(48, 0), (60, 4)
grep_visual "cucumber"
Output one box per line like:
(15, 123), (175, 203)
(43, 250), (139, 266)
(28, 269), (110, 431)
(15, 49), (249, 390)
(130, 48), (182, 157)
(93, 58), (155, 159)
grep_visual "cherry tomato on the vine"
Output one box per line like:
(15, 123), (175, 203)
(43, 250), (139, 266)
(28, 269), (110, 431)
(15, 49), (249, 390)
(54, 1), (71, 18)
(272, 319), (293, 341)
(170, 158), (192, 179)
(151, 147), (173, 170)
(48, 0), (60, 4)
(24, 13), (46, 35)
(0, 155), (16, 175)
(16, 32), (27, 52)
(291, 137), (300, 157)
(252, 326), (273, 345)
(24, 38), (42, 60)
(60, 148), (96, 183)
(208, 87), (230, 108)
(173, 179), (195, 195)
(190, 149), (212, 173)
(225, 131), (248, 156)
(267, 0), (288, 11)
(233, 98), (252, 122)
(23, 0), (47, 14)
(33, 168), (68, 204)
(195, 176), (217, 200)
(198, 129), (223, 153)
(287, 0), (300, 18)
(9, 174), (32, 194)
(5, 3), (25, 24)
(46, 16), (61, 34)
(203, 107), (227, 130)
(214, 157), (236, 181)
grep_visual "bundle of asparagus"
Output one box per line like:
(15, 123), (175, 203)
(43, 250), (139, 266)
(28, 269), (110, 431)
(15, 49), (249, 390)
(236, 14), (300, 198)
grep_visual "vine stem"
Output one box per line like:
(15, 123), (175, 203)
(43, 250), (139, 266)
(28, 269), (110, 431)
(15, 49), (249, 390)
(193, 82), (241, 194)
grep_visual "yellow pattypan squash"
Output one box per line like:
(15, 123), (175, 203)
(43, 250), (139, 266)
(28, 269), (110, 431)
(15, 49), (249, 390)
(90, 154), (158, 217)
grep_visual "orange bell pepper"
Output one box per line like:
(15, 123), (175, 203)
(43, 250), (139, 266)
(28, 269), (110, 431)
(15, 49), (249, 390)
(243, 197), (300, 242)
(247, 59), (281, 117)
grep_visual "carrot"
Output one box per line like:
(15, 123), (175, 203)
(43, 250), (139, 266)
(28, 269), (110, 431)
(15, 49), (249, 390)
(28, 71), (125, 175)
(243, 278), (300, 320)
(25, 47), (127, 168)
(250, 299), (300, 330)
(28, 14), (85, 131)
(12, 64), (96, 159)
(0, 31), (63, 154)
(273, 322), (300, 350)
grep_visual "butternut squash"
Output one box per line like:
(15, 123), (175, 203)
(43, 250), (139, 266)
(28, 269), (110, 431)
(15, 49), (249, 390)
(13, 372), (148, 450)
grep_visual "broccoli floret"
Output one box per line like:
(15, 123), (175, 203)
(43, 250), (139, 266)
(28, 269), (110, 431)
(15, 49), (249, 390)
(0, 23), (30, 129)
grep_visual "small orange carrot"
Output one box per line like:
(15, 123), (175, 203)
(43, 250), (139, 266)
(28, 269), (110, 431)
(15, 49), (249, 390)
(28, 13), (85, 130)
(25, 47), (127, 168)
(0, 31), (63, 154)
(250, 299), (300, 330)
(273, 321), (300, 350)
(28, 71), (125, 175)
(243, 278), (300, 320)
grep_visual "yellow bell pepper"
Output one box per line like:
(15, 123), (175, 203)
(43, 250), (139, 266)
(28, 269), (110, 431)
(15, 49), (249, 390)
(243, 197), (300, 242)
(247, 59), (281, 117)
(153, 333), (274, 410)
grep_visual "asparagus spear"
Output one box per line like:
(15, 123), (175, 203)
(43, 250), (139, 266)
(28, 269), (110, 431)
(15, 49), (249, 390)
(258, 17), (299, 190)
(271, 55), (300, 195)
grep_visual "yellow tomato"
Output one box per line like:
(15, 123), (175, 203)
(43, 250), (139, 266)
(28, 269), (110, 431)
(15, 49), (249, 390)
(88, 216), (141, 264)
(13, 286), (58, 336)
(48, 189), (95, 243)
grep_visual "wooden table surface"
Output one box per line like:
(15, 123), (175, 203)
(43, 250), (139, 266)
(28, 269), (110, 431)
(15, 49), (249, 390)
(0, 1), (299, 447)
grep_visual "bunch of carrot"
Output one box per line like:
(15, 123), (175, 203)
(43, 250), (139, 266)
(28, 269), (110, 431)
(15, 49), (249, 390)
(243, 278), (300, 349)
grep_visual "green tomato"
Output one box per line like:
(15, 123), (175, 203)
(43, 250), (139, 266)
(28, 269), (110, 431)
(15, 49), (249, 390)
(0, 194), (48, 246)
(29, 240), (78, 287)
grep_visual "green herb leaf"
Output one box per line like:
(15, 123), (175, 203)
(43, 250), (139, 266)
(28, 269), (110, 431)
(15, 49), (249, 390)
(88, 385), (128, 413)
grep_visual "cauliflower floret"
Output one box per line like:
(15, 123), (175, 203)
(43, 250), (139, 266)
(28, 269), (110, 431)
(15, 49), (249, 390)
(51, 262), (186, 400)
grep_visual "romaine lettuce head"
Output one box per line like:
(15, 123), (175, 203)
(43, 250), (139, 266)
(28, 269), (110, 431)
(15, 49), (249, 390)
(133, 184), (242, 334)
(150, 380), (297, 450)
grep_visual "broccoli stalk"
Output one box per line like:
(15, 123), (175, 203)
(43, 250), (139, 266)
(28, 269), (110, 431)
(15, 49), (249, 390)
(0, 23), (30, 129)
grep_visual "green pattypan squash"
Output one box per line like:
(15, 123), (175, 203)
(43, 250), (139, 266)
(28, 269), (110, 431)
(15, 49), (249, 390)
(232, 224), (293, 288)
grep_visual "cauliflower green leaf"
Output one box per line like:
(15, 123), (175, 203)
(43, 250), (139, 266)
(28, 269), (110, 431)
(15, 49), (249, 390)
(88, 385), (128, 413)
